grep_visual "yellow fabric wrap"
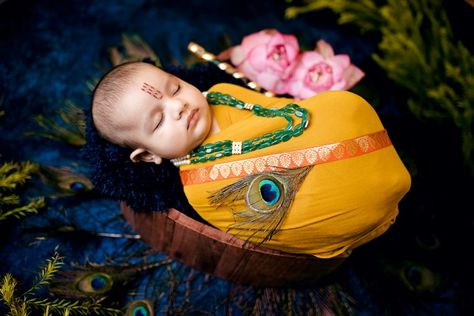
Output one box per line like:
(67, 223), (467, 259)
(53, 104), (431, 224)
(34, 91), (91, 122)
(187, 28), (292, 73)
(181, 83), (411, 258)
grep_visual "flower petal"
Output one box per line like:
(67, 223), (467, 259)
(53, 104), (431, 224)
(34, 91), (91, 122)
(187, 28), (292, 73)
(342, 65), (365, 90)
(218, 47), (233, 61)
(273, 79), (289, 94)
(288, 80), (303, 98)
(325, 61), (344, 81)
(299, 87), (318, 99)
(248, 45), (270, 72)
(237, 60), (259, 82)
(315, 39), (334, 59)
(256, 72), (281, 92)
(331, 54), (350, 68)
(330, 80), (347, 90)
(281, 35), (299, 59)
(241, 31), (272, 54)
(300, 51), (324, 67)
(290, 63), (308, 81)
(230, 46), (245, 65)
(326, 55), (350, 81)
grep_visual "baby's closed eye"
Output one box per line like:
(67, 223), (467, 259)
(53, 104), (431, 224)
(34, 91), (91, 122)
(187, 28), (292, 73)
(173, 84), (181, 95)
(154, 113), (164, 131)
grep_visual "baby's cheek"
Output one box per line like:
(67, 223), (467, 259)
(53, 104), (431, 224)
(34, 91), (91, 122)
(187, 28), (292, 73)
(165, 136), (189, 157)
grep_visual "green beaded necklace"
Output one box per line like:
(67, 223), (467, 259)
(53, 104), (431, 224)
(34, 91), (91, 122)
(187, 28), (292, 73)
(171, 91), (309, 167)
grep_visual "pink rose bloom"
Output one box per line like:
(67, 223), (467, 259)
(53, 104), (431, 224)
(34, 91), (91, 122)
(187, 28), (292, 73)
(288, 40), (365, 99)
(229, 29), (299, 94)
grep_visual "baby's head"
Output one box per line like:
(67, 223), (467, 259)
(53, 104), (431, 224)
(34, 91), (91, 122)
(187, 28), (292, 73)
(92, 62), (212, 164)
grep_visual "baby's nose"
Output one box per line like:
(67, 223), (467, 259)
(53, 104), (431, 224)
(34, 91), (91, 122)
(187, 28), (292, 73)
(167, 98), (187, 119)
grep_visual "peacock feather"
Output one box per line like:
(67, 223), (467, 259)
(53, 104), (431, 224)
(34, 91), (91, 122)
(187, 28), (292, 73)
(209, 166), (313, 244)
(26, 101), (86, 146)
(38, 165), (93, 197)
(48, 261), (168, 300)
(108, 33), (161, 67)
(125, 300), (154, 316)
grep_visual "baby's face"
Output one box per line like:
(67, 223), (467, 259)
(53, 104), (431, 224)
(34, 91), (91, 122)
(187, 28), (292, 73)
(112, 64), (212, 161)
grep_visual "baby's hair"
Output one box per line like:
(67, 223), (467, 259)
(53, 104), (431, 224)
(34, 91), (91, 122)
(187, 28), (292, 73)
(91, 61), (148, 147)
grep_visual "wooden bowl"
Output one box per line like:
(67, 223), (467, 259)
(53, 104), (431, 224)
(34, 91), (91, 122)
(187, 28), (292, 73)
(121, 203), (345, 287)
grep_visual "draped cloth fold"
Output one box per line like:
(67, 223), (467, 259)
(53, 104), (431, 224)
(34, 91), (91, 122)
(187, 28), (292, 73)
(181, 84), (411, 258)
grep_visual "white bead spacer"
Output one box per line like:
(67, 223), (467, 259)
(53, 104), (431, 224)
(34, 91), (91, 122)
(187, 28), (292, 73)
(232, 141), (242, 155)
(247, 82), (257, 89)
(233, 72), (244, 79)
(202, 91), (208, 98)
(244, 103), (254, 110)
(171, 160), (190, 167)
(171, 155), (191, 167)
(264, 91), (274, 98)
(172, 159), (191, 167)
(218, 63), (228, 70)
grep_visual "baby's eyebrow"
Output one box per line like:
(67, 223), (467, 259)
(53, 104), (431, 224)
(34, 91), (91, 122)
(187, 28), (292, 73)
(141, 82), (162, 100)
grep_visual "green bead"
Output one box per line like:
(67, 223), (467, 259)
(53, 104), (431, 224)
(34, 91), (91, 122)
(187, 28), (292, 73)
(294, 125), (304, 136)
(281, 133), (292, 142)
(271, 139), (280, 145)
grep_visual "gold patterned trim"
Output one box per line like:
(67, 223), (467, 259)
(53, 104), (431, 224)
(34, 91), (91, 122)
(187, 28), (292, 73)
(180, 130), (391, 185)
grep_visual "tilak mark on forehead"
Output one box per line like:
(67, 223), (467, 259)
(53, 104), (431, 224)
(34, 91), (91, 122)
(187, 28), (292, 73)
(141, 82), (162, 100)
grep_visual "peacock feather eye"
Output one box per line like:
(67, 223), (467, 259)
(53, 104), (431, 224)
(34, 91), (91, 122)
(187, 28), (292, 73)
(399, 263), (439, 293)
(209, 166), (312, 243)
(245, 175), (285, 213)
(69, 181), (87, 192)
(38, 165), (93, 196)
(76, 272), (113, 295)
(258, 179), (281, 206)
(125, 300), (153, 316)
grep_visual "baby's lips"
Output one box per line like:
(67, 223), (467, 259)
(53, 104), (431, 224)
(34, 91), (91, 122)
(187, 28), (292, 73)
(187, 109), (199, 129)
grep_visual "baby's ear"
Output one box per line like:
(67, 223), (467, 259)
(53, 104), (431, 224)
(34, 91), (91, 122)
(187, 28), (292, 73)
(130, 148), (162, 165)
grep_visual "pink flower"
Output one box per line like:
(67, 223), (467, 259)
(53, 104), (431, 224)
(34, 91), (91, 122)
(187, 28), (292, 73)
(288, 40), (365, 99)
(228, 29), (299, 94)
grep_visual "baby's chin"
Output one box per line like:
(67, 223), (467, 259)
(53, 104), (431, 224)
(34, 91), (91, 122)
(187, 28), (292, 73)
(169, 141), (203, 159)
(195, 119), (213, 143)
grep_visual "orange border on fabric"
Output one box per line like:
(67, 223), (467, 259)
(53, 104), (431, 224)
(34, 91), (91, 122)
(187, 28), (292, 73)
(180, 130), (391, 185)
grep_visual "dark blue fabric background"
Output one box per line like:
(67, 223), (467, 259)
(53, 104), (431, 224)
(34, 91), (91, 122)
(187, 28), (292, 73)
(1, 0), (472, 315)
